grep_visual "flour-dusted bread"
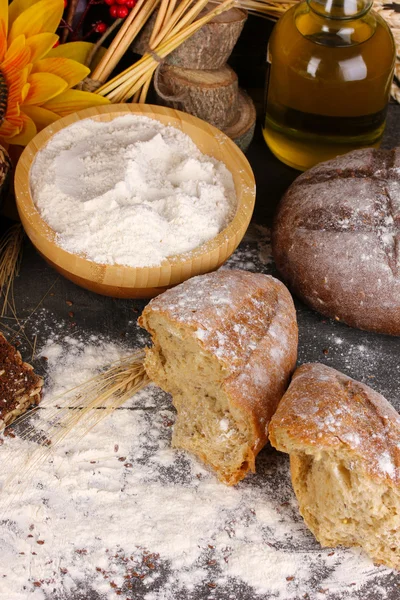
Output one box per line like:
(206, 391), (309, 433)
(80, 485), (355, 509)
(0, 333), (43, 430)
(272, 148), (400, 335)
(269, 363), (400, 570)
(139, 270), (298, 485)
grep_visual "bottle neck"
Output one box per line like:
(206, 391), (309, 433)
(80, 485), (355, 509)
(307, 0), (373, 19)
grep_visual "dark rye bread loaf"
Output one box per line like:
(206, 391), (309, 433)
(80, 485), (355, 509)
(272, 148), (400, 335)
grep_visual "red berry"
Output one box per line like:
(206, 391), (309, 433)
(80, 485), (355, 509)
(109, 5), (119, 17)
(104, 0), (115, 5)
(116, 5), (128, 17)
(116, 0), (127, 4)
(125, 0), (136, 7)
(94, 21), (107, 33)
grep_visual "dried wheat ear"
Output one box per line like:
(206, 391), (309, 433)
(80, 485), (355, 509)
(269, 363), (400, 571)
(139, 270), (298, 486)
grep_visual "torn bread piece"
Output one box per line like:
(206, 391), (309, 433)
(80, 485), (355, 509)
(139, 270), (298, 485)
(0, 333), (43, 430)
(269, 363), (400, 570)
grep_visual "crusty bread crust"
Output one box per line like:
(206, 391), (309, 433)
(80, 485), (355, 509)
(269, 363), (400, 486)
(269, 363), (400, 569)
(139, 269), (298, 484)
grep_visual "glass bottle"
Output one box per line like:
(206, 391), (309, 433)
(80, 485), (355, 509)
(263, 0), (396, 171)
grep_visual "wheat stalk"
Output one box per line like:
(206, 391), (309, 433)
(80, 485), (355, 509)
(0, 224), (24, 317)
(0, 351), (150, 512)
(8, 350), (149, 449)
(211, 0), (296, 17)
(0, 350), (149, 499)
(95, 0), (235, 103)
(89, 0), (161, 85)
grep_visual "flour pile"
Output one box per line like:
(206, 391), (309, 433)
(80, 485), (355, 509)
(0, 335), (395, 600)
(30, 115), (237, 267)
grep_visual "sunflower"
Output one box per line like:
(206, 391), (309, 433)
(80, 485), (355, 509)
(0, 0), (110, 146)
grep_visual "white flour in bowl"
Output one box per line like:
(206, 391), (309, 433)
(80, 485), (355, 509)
(30, 115), (237, 268)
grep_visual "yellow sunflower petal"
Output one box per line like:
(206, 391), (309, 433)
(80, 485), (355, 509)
(9, 0), (64, 43)
(2, 67), (29, 122)
(32, 57), (90, 88)
(47, 41), (107, 70)
(25, 72), (68, 105)
(0, 0), (8, 37)
(0, 118), (21, 140)
(21, 81), (30, 103)
(0, 21), (7, 62)
(3, 112), (37, 145)
(2, 34), (31, 74)
(5, 32), (25, 56)
(42, 89), (110, 117)
(21, 105), (59, 131)
(8, 0), (42, 28)
(26, 32), (59, 63)
(9, 114), (37, 145)
(47, 41), (93, 64)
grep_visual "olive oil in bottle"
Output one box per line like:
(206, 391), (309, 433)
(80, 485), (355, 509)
(263, 0), (396, 171)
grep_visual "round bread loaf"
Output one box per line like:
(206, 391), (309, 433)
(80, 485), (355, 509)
(272, 148), (400, 335)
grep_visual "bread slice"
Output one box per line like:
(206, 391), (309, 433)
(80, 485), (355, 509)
(269, 363), (400, 570)
(139, 270), (298, 485)
(0, 333), (43, 430)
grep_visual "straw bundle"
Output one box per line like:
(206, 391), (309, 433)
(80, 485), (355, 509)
(220, 0), (296, 17)
(92, 0), (235, 103)
(87, 0), (160, 89)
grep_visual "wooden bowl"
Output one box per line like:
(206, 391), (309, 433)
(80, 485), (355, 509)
(15, 104), (255, 298)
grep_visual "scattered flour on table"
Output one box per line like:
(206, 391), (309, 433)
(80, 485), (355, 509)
(296, 332), (400, 410)
(0, 335), (395, 600)
(222, 225), (273, 272)
(30, 115), (237, 268)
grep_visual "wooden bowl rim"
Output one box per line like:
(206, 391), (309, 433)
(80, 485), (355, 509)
(15, 104), (255, 285)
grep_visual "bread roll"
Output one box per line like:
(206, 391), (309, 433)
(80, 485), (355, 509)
(269, 363), (400, 570)
(0, 333), (43, 430)
(139, 270), (298, 485)
(272, 148), (400, 335)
